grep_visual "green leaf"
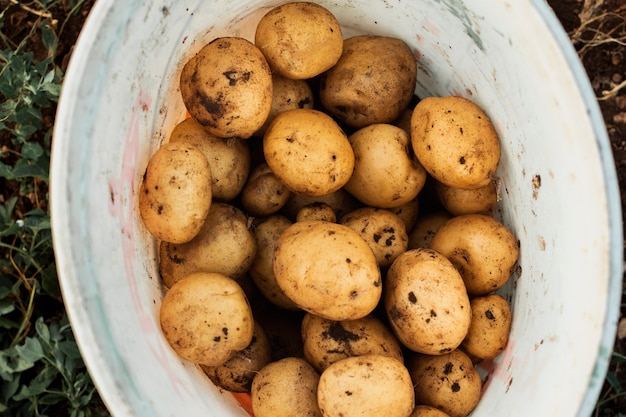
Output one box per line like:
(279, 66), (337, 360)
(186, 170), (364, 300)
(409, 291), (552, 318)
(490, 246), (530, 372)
(14, 337), (45, 364)
(21, 141), (44, 161)
(0, 299), (15, 316)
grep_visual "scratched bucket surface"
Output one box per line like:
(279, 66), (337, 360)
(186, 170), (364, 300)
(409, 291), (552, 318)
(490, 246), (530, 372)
(50, 0), (622, 416)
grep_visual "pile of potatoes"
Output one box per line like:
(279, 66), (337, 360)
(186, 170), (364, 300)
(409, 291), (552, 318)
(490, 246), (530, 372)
(138, 3), (520, 417)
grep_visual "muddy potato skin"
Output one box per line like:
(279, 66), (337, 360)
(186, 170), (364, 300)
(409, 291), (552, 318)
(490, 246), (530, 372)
(159, 272), (254, 366)
(340, 207), (409, 269)
(264, 109), (355, 197)
(249, 215), (299, 310)
(296, 203), (337, 223)
(241, 163), (291, 217)
(317, 354), (415, 417)
(384, 248), (471, 355)
(428, 214), (519, 296)
(281, 188), (360, 222)
(251, 357), (323, 417)
(301, 313), (403, 372)
(407, 350), (482, 417)
(169, 118), (250, 201)
(159, 203), (256, 288)
(408, 211), (453, 249)
(435, 180), (497, 216)
(344, 124), (427, 208)
(461, 294), (512, 360)
(180, 37), (272, 139)
(139, 141), (212, 244)
(202, 321), (272, 392)
(255, 2), (343, 80)
(389, 198), (420, 234)
(273, 220), (382, 321)
(411, 96), (500, 190)
(320, 36), (417, 128)
(410, 405), (451, 417)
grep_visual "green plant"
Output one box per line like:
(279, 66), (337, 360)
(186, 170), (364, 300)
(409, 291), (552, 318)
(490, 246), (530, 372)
(0, 1), (108, 415)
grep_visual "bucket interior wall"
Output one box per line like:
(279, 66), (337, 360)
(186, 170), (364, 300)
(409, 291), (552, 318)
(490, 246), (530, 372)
(50, 0), (620, 416)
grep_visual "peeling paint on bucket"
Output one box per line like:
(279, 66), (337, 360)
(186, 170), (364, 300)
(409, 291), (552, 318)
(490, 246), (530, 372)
(50, 0), (622, 416)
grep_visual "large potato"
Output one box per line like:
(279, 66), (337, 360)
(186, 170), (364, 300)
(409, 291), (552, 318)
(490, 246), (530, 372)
(461, 294), (512, 360)
(344, 124), (427, 208)
(428, 214), (519, 295)
(317, 354), (415, 417)
(411, 96), (500, 189)
(159, 272), (254, 366)
(384, 248), (471, 355)
(169, 118), (250, 201)
(273, 220), (382, 321)
(255, 2), (343, 80)
(159, 202), (256, 288)
(180, 37), (272, 138)
(264, 109), (355, 197)
(139, 141), (211, 244)
(407, 350), (482, 417)
(320, 35), (417, 128)
(251, 357), (323, 417)
(301, 313), (404, 372)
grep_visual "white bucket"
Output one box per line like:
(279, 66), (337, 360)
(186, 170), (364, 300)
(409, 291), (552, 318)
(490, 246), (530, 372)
(50, 0), (623, 416)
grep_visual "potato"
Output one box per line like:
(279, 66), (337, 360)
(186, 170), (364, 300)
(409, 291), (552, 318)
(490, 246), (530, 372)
(388, 198), (420, 234)
(202, 321), (272, 392)
(407, 211), (452, 249)
(435, 180), (497, 216)
(251, 357), (323, 417)
(344, 124), (427, 208)
(461, 294), (512, 360)
(428, 214), (519, 296)
(180, 37), (272, 139)
(248, 215), (299, 310)
(169, 118), (250, 201)
(159, 272), (254, 366)
(407, 350), (482, 417)
(301, 313), (403, 372)
(340, 207), (409, 269)
(241, 163), (291, 217)
(281, 188), (361, 221)
(273, 220), (382, 321)
(139, 141), (211, 244)
(384, 248), (471, 355)
(256, 73), (315, 136)
(410, 405), (451, 417)
(320, 35), (417, 128)
(317, 354), (415, 417)
(410, 96), (501, 190)
(255, 2), (343, 80)
(264, 109), (355, 197)
(296, 203), (337, 223)
(159, 202), (256, 288)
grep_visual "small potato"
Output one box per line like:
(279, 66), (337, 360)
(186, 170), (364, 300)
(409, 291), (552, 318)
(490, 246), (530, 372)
(296, 203), (337, 223)
(256, 73), (315, 136)
(264, 109), (355, 197)
(139, 141), (211, 244)
(320, 35), (417, 128)
(273, 220), (382, 321)
(159, 272), (254, 366)
(411, 96), (500, 190)
(384, 248), (471, 355)
(281, 188), (361, 222)
(180, 37), (272, 139)
(461, 294), (512, 360)
(248, 215), (299, 310)
(202, 321), (272, 392)
(255, 2), (343, 79)
(159, 203), (256, 288)
(169, 118), (250, 201)
(340, 207), (408, 269)
(407, 211), (452, 249)
(435, 180), (497, 216)
(301, 313), (404, 372)
(317, 354), (415, 417)
(407, 350), (482, 417)
(410, 405), (451, 417)
(388, 198), (420, 234)
(251, 357), (323, 417)
(241, 163), (291, 217)
(428, 214), (519, 296)
(344, 124), (427, 208)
